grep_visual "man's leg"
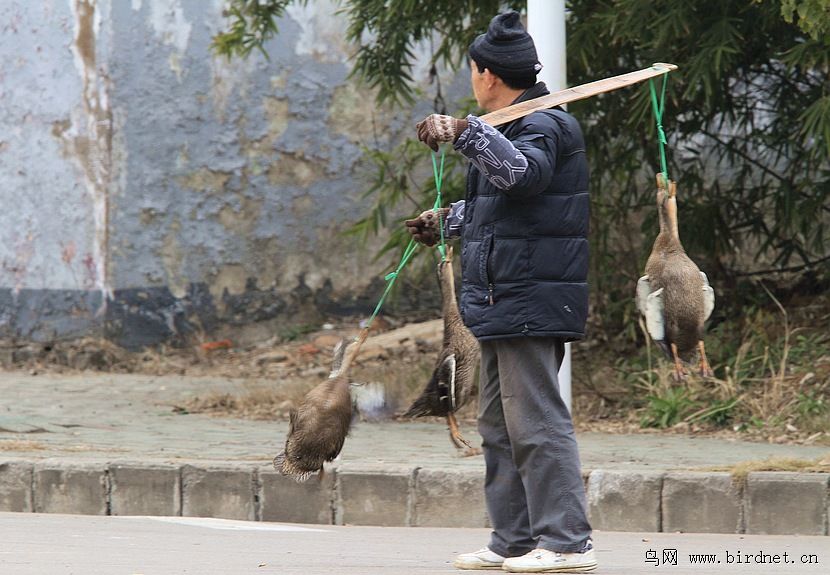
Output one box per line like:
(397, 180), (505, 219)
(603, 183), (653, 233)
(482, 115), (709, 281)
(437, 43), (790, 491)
(478, 339), (536, 557)
(495, 336), (591, 553)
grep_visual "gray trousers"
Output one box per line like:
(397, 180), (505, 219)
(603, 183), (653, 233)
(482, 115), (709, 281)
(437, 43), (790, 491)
(478, 336), (592, 556)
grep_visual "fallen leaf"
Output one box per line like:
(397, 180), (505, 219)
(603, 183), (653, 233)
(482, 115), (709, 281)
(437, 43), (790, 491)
(201, 339), (233, 352)
(298, 343), (320, 355)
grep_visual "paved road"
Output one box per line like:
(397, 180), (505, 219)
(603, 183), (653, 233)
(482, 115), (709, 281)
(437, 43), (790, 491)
(0, 512), (827, 574)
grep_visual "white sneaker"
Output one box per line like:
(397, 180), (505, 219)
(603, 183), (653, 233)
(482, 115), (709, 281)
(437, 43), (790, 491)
(454, 547), (507, 570)
(501, 540), (597, 573)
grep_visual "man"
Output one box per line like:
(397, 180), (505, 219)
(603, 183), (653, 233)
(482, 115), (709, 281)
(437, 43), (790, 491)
(405, 10), (596, 574)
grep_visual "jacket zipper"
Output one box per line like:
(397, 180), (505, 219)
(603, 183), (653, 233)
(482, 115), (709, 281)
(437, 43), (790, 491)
(486, 235), (495, 305)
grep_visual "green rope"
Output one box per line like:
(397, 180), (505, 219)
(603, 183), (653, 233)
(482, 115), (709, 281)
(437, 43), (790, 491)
(649, 72), (670, 183)
(431, 149), (447, 261)
(363, 238), (419, 331)
(362, 147), (448, 331)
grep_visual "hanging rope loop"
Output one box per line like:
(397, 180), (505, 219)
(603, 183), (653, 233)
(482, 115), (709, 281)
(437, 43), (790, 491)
(361, 147), (448, 332)
(649, 72), (670, 183)
(431, 149), (447, 261)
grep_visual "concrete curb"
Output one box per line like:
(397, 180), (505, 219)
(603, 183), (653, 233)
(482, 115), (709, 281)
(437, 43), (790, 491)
(1, 459), (827, 535)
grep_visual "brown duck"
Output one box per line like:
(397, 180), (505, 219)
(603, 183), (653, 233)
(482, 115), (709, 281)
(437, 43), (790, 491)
(273, 331), (366, 481)
(637, 174), (715, 380)
(404, 246), (480, 452)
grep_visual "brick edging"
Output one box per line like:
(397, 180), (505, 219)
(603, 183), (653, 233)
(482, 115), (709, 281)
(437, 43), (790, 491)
(1, 460), (827, 535)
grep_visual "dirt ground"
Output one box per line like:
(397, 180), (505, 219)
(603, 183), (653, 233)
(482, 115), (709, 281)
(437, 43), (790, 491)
(1, 317), (827, 447)
(1, 318), (448, 420)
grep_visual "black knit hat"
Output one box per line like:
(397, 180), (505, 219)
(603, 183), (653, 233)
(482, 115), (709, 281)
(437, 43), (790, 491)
(468, 10), (542, 80)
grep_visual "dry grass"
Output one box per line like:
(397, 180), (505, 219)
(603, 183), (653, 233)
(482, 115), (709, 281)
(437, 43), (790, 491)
(579, 290), (830, 444)
(180, 378), (312, 420)
(0, 440), (129, 454)
(0, 439), (48, 451)
(698, 454), (830, 488)
(180, 343), (442, 421)
(3, 291), (825, 449)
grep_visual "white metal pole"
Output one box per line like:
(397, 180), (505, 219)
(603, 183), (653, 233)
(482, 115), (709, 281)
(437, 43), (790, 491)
(527, 0), (566, 95)
(527, 0), (572, 413)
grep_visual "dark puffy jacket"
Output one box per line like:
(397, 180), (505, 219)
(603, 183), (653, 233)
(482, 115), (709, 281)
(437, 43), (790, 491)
(457, 89), (590, 341)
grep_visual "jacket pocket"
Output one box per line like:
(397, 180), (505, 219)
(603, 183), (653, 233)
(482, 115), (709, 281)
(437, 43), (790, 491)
(480, 232), (495, 305)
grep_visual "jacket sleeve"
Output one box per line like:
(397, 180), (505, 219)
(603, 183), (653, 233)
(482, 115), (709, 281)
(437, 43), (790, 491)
(443, 200), (465, 238)
(453, 114), (556, 198)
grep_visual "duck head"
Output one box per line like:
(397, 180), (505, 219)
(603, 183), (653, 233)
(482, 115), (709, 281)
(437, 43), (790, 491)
(655, 175), (680, 242)
(666, 180), (679, 236)
(655, 173), (669, 232)
(437, 245), (454, 281)
(329, 330), (367, 378)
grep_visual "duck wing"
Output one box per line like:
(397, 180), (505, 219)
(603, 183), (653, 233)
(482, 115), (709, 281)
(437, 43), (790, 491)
(404, 354), (448, 417)
(440, 354), (457, 410)
(700, 271), (715, 321)
(405, 347), (467, 417)
(636, 275), (666, 343)
(274, 378), (353, 482)
(636, 275), (652, 315)
(645, 287), (666, 342)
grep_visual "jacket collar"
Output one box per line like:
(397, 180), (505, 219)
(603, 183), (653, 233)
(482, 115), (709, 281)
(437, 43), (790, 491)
(498, 82), (553, 133)
(512, 81), (550, 105)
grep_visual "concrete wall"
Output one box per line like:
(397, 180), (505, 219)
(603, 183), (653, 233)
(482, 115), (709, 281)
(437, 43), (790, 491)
(0, 0), (444, 348)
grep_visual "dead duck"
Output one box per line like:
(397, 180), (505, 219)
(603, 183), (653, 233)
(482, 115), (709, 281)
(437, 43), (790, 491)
(637, 174), (715, 380)
(404, 246), (480, 452)
(273, 331), (366, 481)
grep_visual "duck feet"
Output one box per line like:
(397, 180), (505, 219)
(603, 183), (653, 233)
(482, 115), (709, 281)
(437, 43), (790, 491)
(447, 412), (473, 449)
(670, 343), (687, 382)
(698, 341), (714, 378)
(461, 447), (483, 457)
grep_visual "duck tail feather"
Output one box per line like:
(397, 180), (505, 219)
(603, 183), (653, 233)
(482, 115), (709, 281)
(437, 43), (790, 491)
(273, 451), (314, 483)
(403, 370), (442, 417)
(403, 393), (433, 418)
(272, 451), (285, 471)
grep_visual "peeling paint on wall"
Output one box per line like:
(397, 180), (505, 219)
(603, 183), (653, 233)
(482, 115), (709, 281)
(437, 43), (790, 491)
(208, 50), (260, 123)
(262, 97), (291, 142)
(7, 231), (35, 295)
(1, 0), (101, 304)
(209, 264), (249, 305)
(328, 83), (389, 143)
(159, 218), (187, 299)
(266, 152), (322, 188)
(147, 0), (191, 54)
(1, 0), (454, 347)
(285, 0), (351, 64)
(217, 195), (264, 235)
(67, 0), (113, 305)
(175, 168), (232, 193)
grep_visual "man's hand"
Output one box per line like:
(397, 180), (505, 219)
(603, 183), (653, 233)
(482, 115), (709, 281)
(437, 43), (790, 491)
(404, 208), (450, 246)
(416, 114), (469, 151)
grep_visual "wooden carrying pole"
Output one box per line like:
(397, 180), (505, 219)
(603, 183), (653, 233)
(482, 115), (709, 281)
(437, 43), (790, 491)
(481, 63), (677, 127)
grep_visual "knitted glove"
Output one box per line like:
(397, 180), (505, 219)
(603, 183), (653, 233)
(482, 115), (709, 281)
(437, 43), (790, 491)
(416, 115), (469, 152)
(404, 208), (450, 247)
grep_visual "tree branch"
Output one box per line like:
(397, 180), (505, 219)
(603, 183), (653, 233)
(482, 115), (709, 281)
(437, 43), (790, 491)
(734, 254), (830, 277)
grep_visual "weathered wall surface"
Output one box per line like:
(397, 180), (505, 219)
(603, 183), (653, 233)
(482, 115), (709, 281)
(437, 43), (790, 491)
(0, 1), (107, 341)
(1, 0), (445, 348)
